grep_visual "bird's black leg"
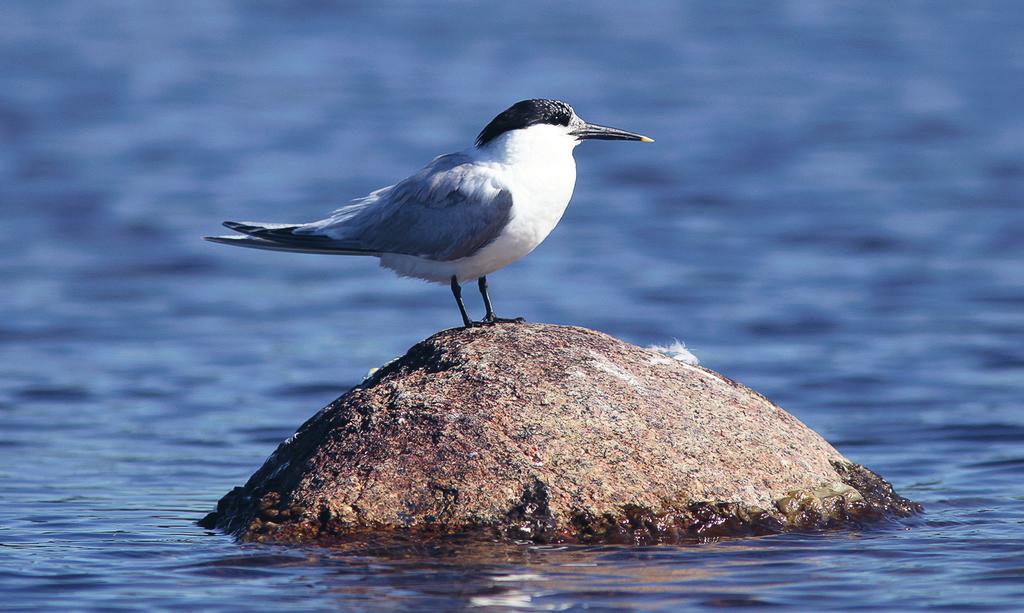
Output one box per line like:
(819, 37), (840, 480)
(451, 275), (474, 328)
(478, 276), (525, 324)
(479, 276), (497, 321)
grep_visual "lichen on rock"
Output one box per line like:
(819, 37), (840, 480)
(200, 323), (921, 544)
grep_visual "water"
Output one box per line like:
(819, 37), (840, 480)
(2, 1), (1022, 609)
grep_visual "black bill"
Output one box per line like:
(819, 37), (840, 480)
(572, 123), (654, 142)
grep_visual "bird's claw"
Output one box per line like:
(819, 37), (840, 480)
(482, 314), (526, 325)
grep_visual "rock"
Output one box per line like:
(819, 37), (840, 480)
(201, 323), (920, 544)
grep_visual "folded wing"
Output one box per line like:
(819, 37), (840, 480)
(297, 153), (513, 261)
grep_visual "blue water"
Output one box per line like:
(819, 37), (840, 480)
(2, 1), (1023, 610)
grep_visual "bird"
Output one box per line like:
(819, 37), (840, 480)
(205, 99), (653, 327)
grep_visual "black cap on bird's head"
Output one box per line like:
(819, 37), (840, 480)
(476, 99), (653, 147)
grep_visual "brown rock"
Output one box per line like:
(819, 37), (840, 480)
(200, 323), (920, 544)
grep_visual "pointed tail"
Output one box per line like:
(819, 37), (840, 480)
(204, 221), (379, 256)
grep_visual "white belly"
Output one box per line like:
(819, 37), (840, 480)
(378, 125), (579, 284)
(379, 175), (575, 283)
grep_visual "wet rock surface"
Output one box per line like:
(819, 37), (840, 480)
(201, 323), (921, 544)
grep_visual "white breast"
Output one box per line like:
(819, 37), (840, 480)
(380, 124), (580, 283)
(452, 125), (578, 281)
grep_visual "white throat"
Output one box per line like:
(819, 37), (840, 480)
(474, 123), (580, 167)
(471, 124), (578, 219)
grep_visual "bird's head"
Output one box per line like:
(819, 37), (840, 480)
(475, 99), (653, 152)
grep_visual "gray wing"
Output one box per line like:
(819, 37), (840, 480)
(297, 153), (513, 261)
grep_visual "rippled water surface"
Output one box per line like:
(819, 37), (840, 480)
(2, 1), (1023, 610)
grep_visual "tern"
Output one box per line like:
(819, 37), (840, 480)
(205, 99), (652, 327)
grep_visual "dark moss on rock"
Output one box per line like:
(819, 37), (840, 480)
(201, 323), (921, 544)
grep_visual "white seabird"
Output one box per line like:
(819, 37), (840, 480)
(206, 99), (653, 327)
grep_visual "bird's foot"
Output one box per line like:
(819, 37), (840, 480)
(482, 314), (526, 325)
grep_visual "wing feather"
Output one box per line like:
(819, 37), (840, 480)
(297, 154), (513, 261)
